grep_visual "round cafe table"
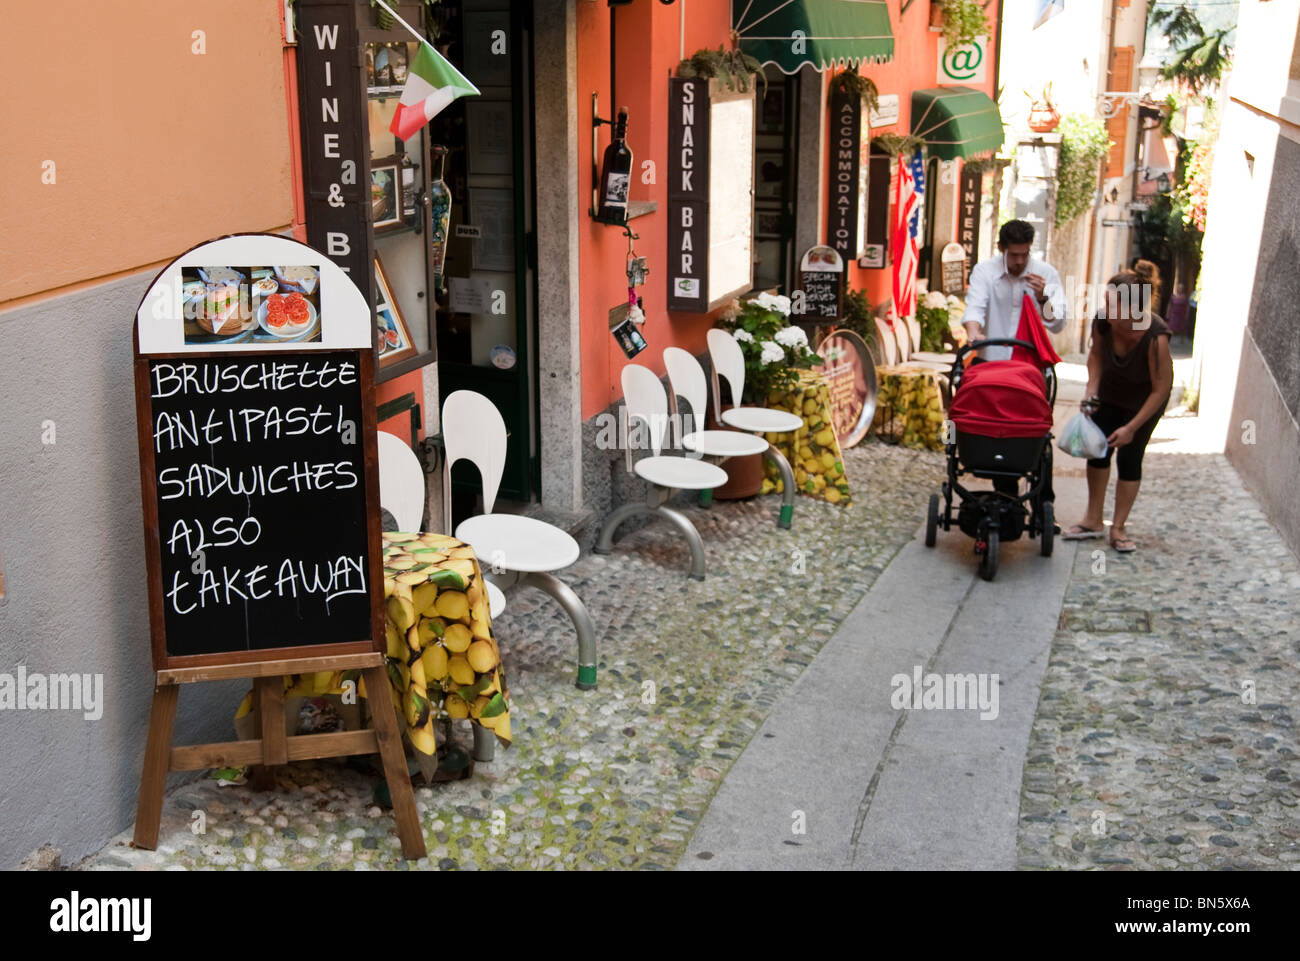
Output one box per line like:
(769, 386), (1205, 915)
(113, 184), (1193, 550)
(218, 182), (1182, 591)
(872, 364), (947, 451)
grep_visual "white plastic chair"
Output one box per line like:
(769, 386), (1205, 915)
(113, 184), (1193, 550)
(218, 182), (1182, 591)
(706, 329), (805, 433)
(441, 391), (597, 690)
(593, 364), (728, 580)
(663, 346), (796, 529)
(376, 430), (505, 620)
(905, 315), (958, 366)
(874, 317), (900, 367)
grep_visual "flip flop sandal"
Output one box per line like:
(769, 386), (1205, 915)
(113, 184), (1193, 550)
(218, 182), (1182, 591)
(1062, 525), (1105, 540)
(1110, 535), (1137, 553)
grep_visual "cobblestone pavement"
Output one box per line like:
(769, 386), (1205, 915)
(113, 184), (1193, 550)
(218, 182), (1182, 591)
(79, 441), (947, 871)
(1017, 439), (1300, 870)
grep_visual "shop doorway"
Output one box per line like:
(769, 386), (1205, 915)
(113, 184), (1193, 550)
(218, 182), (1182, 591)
(429, 0), (537, 511)
(753, 67), (800, 293)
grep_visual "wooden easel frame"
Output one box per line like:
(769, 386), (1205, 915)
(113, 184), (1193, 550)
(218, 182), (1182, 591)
(132, 652), (425, 859)
(130, 236), (426, 860)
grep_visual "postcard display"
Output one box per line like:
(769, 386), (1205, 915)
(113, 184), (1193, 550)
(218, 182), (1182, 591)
(131, 234), (426, 859)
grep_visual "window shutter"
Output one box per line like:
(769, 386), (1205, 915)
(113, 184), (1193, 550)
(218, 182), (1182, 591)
(1106, 46), (1135, 179)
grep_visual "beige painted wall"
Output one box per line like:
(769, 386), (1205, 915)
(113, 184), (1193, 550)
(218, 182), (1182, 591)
(0, 1), (294, 305)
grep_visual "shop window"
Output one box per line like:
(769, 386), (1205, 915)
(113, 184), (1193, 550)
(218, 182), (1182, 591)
(367, 41), (436, 364)
(919, 155), (940, 285)
(753, 69), (797, 293)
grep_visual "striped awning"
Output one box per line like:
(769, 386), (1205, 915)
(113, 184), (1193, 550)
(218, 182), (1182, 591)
(910, 86), (1005, 160)
(733, 0), (894, 74)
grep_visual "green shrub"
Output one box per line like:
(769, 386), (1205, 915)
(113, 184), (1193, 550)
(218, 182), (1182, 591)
(1054, 113), (1110, 227)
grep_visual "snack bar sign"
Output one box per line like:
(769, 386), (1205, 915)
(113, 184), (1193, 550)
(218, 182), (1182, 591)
(297, 0), (374, 307)
(667, 77), (710, 313)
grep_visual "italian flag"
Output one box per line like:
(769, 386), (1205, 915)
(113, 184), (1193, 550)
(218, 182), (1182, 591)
(389, 41), (479, 141)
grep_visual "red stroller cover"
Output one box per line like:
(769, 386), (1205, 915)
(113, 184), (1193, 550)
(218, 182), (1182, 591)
(949, 361), (1054, 439)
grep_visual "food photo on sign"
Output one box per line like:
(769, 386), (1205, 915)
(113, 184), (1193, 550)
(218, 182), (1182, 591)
(180, 265), (321, 345)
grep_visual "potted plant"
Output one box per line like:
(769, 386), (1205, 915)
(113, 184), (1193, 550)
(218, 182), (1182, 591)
(1027, 84), (1061, 133)
(931, 0), (990, 47)
(711, 293), (820, 498)
(676, 45), (765, 94)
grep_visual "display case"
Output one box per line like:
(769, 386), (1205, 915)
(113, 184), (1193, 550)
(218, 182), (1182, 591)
(296, 0), (536, 501)
(296, 0), (444, 384)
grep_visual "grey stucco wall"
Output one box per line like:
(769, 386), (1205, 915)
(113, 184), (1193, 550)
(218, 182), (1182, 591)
(1225, 134), (1300, 559)
(1244, 135), (1300, 424)
(0, 272), (244, 868)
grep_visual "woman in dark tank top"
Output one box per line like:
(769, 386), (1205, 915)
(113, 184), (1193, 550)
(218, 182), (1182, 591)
(1061, 270), (1174, 553)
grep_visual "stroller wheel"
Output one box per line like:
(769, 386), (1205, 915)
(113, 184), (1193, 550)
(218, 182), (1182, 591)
(925, 494), (939, 547)
(1040, 502), (1054, 557)
(979, 528), (1000, 581)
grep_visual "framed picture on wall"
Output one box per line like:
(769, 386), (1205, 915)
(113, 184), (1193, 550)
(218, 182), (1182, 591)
(371, 159), (403, 232)
(756, 210), (783, 239)
(465, 100), (513, 176)
(375, 255), (416, 368)
(755, 150), (783, 201)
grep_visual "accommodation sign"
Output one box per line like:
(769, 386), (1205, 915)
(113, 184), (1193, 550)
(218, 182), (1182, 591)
(297, 1), (374, 308)
(667, 77), (710, 312)
(958, 165), (982, 272)
(828, 86), (864, 265)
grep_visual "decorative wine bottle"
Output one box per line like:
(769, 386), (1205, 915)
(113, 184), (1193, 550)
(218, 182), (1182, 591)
(428, 146), (451, 286)
(596, 108), (633, 225)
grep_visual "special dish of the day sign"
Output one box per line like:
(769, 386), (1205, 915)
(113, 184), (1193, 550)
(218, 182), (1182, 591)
(133, 234), (385, 667)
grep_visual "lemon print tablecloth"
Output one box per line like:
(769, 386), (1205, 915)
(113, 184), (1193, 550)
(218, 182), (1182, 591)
(235, 532), (511, 759)
(760, 370), (852, 506)
(873, 365), (946, 451)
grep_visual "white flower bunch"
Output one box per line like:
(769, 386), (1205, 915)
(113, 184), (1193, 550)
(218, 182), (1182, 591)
(748, 291), (792, 316)
(758, 341), (786, 365)
(773, 325), (808, 349)
(733, 328), (754, 343)
(922, 290), (949, 310)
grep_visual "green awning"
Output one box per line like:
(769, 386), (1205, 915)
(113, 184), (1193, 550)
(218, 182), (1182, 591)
(734, 0), (894, 74)
(910, 86), (1005, 160)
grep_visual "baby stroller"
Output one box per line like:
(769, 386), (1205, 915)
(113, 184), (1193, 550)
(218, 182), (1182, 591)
(925, 338), (1057, 581)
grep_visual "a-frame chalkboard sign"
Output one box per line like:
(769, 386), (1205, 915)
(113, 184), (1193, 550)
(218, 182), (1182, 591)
(131, 234), (425, 859)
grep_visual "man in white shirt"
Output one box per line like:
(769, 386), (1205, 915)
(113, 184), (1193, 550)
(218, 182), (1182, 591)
(963, 220), (1068, 362)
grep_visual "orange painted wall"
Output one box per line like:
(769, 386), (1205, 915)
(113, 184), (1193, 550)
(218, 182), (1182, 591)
(576, 0), (734, 420)
(826, 1), (1002, 308)
(573, 1), (1001, 417)
(0, 0), (294, 306)
(376, 371), (428, 442)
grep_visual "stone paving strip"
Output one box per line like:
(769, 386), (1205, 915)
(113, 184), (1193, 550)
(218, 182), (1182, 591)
(79, 441), (947, 871)
(1017, 448), (1300, 870)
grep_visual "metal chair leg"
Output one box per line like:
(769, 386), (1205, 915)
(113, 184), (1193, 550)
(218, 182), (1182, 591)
(764, 443), (796, 529)
(518, 571), (599, 690)
(593, 502), (649, 553)
(653, 505), (707, 580)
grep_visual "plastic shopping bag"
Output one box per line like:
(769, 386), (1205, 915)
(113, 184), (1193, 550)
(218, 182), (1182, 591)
(1057, 411), (1109, 459)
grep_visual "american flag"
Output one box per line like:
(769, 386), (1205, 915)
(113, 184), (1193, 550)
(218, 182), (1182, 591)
(892, 152), (923, 323)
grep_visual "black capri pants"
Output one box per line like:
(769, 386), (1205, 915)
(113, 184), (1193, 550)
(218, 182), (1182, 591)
(1086, 403), (1161, 481)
